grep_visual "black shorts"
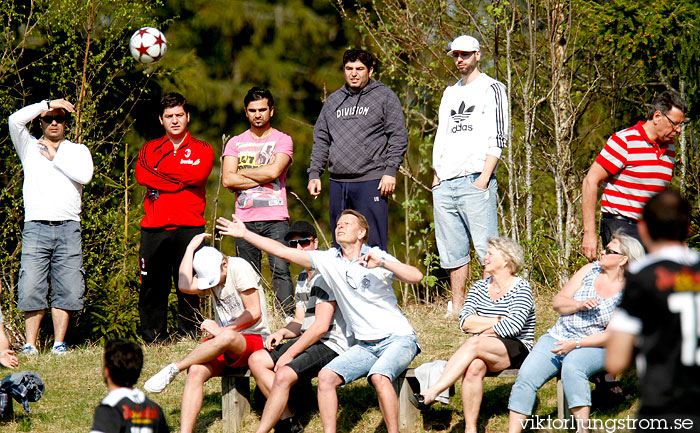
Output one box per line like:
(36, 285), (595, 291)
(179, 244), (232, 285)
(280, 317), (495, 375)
(494, 337), (529, 368)
(268, 338), (339, 381)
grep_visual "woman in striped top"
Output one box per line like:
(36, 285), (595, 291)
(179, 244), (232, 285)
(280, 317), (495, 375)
(507, 232), (644, 432)
(410, 237), (535, 433)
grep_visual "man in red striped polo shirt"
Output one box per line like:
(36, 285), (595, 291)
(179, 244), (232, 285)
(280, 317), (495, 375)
(581, 91), (687, 261)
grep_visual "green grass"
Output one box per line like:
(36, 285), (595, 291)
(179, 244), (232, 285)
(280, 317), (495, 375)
(0, 296), (640, 432)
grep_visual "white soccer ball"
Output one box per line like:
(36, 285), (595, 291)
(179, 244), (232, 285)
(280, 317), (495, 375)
(129, 27), (167, 64)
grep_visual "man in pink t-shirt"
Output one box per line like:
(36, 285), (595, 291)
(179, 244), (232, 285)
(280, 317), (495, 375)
(222, 87), (295, 317)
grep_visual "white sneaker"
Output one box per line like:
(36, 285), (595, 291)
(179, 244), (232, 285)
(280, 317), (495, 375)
(443, 301), (454, 318)
(144, 363), (180, 393)
(51, 343), (69, 355)
(19, 344), (38, 356)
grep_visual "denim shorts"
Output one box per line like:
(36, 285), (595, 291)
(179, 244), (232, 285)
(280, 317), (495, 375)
(432, 174), (498, 269)
(323, 334), (419, 385)
(18, 221), (85, 311)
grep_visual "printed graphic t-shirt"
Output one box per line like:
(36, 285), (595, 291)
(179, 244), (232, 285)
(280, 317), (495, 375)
(223, 128), (293, 222)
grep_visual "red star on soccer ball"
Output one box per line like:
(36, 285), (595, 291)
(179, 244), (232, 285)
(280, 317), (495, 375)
(153, 33), (165, 47)
(137, 43), (150, 57)
(137, 28), (150, 37)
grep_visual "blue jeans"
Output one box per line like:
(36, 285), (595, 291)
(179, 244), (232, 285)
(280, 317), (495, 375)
(235, 220), (294, 316)
(18, 221), (85, 311)
(508, 333), (605, 414)
(432, 174), (498, 269)
(324, 334), (419, 384)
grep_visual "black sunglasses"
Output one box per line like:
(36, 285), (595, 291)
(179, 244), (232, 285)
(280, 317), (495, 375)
(288, 237), (313, 248)
(604, 247), (622, 256)
(40, 115), (67, 124)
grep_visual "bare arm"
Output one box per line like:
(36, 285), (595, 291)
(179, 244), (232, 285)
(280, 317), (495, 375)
(222, 155), (261, 190)
(238, 154), (292, 185)
(216, 215), (312, 269)
(461, 315), (499, 333)
(225, 288), (262, 332)
(265, 305), (305, 350)
(360, 252), (423, 283)
(582, 162), (610, 261)
(178, 233), (212, 294)
(605, 330), (635, 375)
(552, 263), (597, 315)
(274, 301), (336, 371)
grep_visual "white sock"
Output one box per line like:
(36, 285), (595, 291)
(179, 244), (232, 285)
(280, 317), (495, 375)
(53, 341), (64, 348)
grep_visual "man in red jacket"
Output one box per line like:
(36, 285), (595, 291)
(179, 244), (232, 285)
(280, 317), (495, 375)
(135, 93), (214, 344)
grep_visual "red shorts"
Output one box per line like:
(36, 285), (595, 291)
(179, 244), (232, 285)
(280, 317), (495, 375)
(206, 333), (264, 372)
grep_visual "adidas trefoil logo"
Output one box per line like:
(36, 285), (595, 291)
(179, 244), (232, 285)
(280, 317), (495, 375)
(450, 101), (475, 133)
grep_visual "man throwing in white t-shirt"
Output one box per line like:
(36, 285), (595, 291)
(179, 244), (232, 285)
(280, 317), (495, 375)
(144, 233), (270, 433)
(217, 209), (423, 433)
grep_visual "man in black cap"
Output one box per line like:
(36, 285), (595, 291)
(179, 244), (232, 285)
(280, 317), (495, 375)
(247, 221), (354, 433)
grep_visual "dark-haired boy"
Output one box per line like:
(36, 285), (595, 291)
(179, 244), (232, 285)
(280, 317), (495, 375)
(90, 339), (169, 433)
(308, 49), (408, 250)
(222, 87), (295, 317)
(136, 92), (214, 343)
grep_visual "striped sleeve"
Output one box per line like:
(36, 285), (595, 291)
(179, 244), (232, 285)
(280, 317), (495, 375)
(493, 278), (535, 340)
(486, 81), (509, 159)
(595, 132), (629, 176)
(458, 279), (487, 328)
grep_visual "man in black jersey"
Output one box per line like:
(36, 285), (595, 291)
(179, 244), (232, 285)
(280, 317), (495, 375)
(90, 340), (169, 433)
(607, 190), (700, 432)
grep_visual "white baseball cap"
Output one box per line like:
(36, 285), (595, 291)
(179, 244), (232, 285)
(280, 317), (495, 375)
(193, 246), (224, 290)
(447, 35), (480, 56)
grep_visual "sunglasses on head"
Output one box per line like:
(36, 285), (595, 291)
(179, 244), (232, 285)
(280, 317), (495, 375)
(40, 115), (67, 124)
(288, 237), (313, 248)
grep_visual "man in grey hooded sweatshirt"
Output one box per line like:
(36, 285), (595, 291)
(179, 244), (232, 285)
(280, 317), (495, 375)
(307, 49), (408, 251)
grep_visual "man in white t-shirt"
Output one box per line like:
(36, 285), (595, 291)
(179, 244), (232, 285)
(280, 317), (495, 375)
(432, 35), (509, 317)
(144, 233), (270, 433)
(216, 210), (422, 433)
(8, 98), (94, 356)
(222, 87), (295, 318)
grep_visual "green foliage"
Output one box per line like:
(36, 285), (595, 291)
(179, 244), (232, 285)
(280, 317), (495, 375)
(583, 0), (700, 117)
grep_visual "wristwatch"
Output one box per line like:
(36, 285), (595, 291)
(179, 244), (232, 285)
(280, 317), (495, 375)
(575, 339), (581, 349)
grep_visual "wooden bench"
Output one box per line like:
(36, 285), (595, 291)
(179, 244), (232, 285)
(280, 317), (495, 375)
(221, 368), (252, 433)
(394, 368), (572, 433)
(222, 367), (572, 433)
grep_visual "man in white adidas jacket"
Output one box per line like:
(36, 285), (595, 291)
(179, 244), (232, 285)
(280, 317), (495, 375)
(432, 35), (509, 317)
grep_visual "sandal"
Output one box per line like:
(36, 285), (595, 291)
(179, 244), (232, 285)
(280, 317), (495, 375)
(408, 393), (432, 410)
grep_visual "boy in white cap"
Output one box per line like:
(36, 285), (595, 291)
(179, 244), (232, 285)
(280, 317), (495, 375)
(431, 34), (509, 317)
(144, 233), (269, 433)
